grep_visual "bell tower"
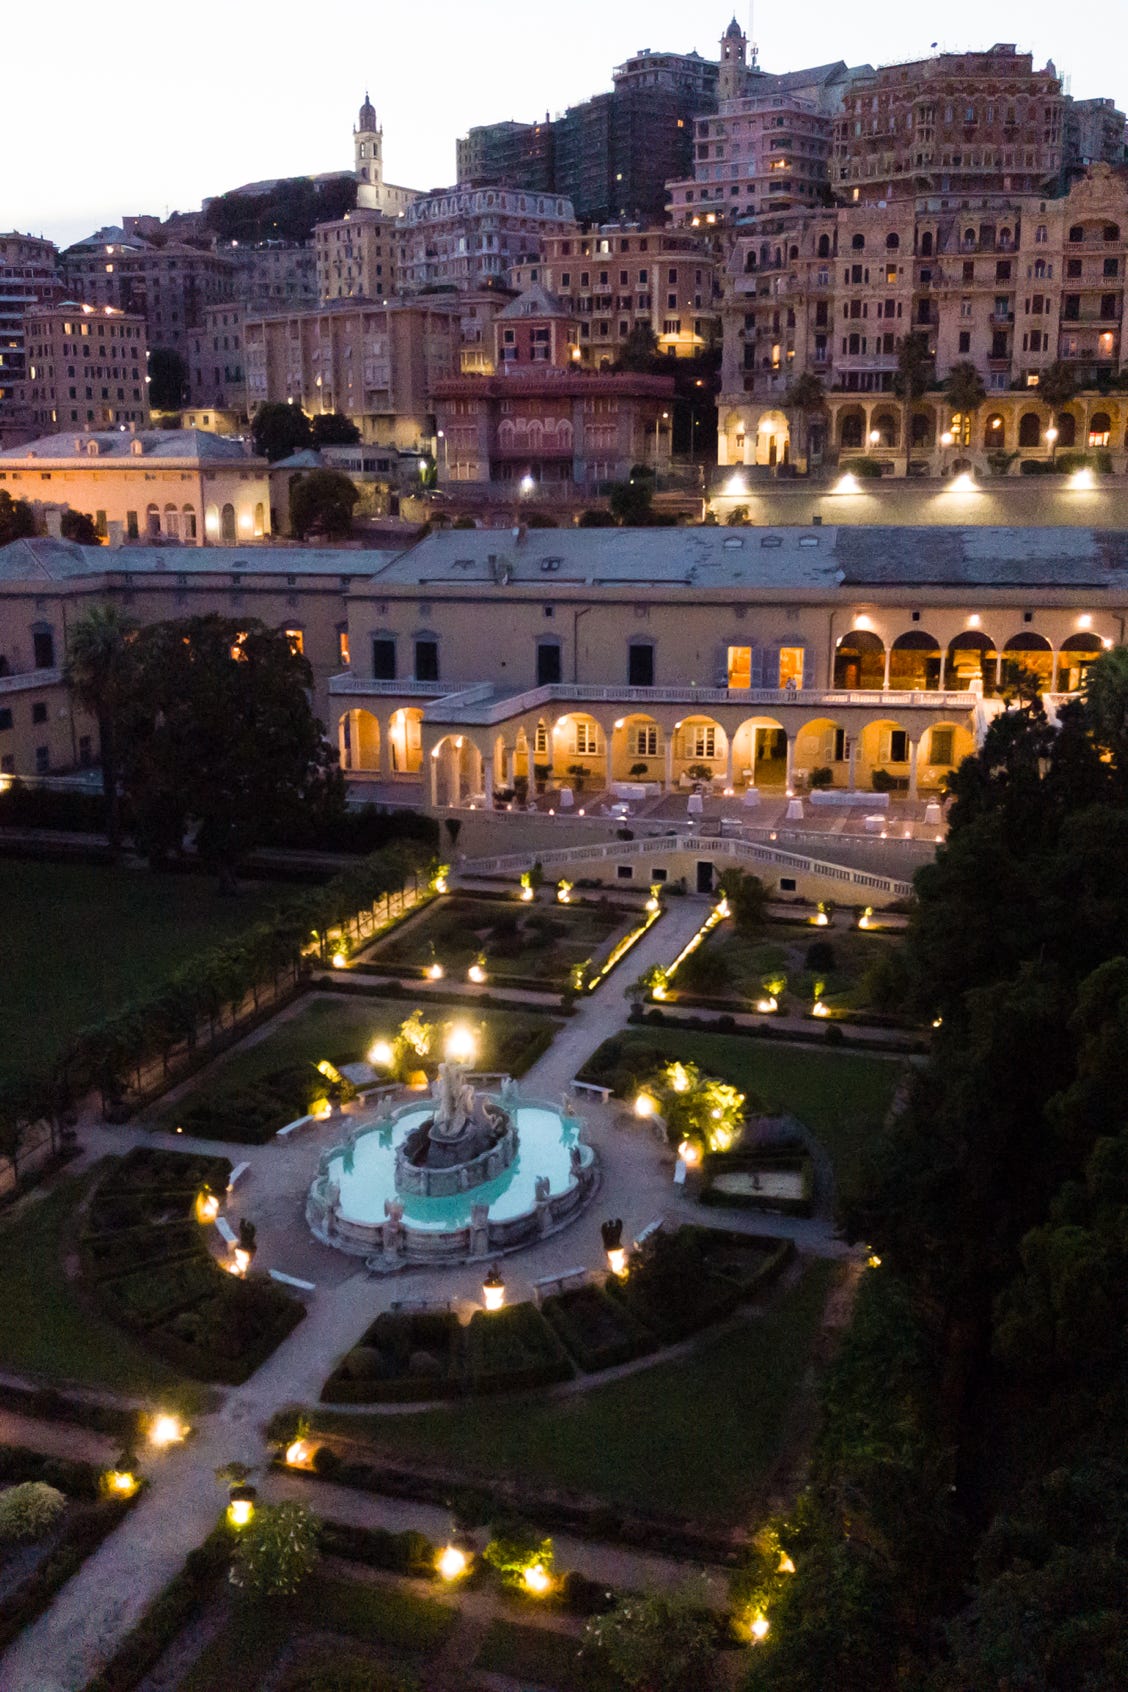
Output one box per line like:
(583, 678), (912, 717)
(354, 92), (383, 210)
(719, 17), (748, 102)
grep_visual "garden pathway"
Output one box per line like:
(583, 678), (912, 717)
(0, 891), (848, 1691)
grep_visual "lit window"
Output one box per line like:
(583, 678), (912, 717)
(727, 646), (752, 688)
(284, 627), (304, 655)
(778, 647), (804, 689)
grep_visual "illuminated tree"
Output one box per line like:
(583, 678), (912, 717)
(230, 1500), (319, 1597)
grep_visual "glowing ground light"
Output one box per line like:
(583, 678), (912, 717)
(368, 1040), (394, 1068)
(811, 1001), (830, 1018)
(605, 1245), (628, 1277)
(755, 996), (778, 1013)
(331, 952), (347, 969)
(678, 1139), (701, 1167)
(468, 962), (487, 984)
(195, 1191), (219, 1223)
(634, 1093), (656, 1118)
(427, 962), (445, 980)
(227, 1493), (255, 1528)
(523, 1562), (551, 1595)
(750, 1614), (770, 1642)
(437, 1544), (468, 1580)
(521, 884), (535, 902)
(867, 1253), (882, 1268)
(482, 1265), (505, 1310)
(107, 1469), (137, 1495)
(285, 1439), (309, 1466)
(433, 876), (448, 893)
(445, 1024), (477, 1064)
(148, 1414), (186, 1448)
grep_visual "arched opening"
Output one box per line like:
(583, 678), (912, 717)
(920, 231), (933, 257)
(515, 717), (552, 790)
(145, 503), (161, 539)
(889, 631), (942, 692)
(610, 713), (662, 786)
(220, 502), (237, 542)
(339, 708), (380, 773)
(163, 503), (179, 540)
(910, 410), (935, 449)
(1018, 411), (1042, 447)
(834, 628), (885, 690)
(182, 504), (197, 540)
(859, 718), (913, 791)
(870, 410), (899, 448)
(430, 734), (482, 808)
(920, 720), (973, 786)
(731, 716), (787, 789)
(817, 233), (831, 258)
(387, 707), (423, 774)
(1056, 633), (1103, 693)
(983, 413), (1006, 448)
(947, 630), (999, 695)
(885, 232), (900, 250)
(551, 713), (608, 792)
(755, 409), (790, 467)
(851, 233), (865, 250)
(672, 715), (727, 787)
(1054, 413), (1076, 449)
(838, 407), (865, 449)
(1088, 412), (1111, 448)
(253, 501), (266, 538)
(794, 717), (846, 788)
(1002, 632), (1054, 691)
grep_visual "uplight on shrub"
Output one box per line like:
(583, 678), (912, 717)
(331, 951), (348, 970)
(148, 1413), (186, 1449)
(750, 1613), (770, 1642)
(467, 961), (487, 984)
(523, 1561), (552, 1595)
(368, 1039), (394, 1068)
(427, 962), (445, 981)
(227, 1484), (257, 1529)
(437, 1544), (469, 1581)
(285, 1439), (309, 1467)
(482, 1264), (506, 1311)
(106, 1468), (137, 1497)
(195, 1189), (219, 1224)
(634, 1093), (656, 1118)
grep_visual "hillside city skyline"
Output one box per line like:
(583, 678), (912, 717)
(5, 0), (1127, 244)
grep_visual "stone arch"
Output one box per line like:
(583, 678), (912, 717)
(1018, 411), (1042, 447)
(429, 733), (481, 808)
(163, 502), (179, 539)
(1056, 633), (1103, 693)
(1002, 631), (1054, 690)
(838, 406), (865, 449)
(947, 629), (999, 694)
(834, 628), (885, 690)
(911, 409), (936, 449)
(859, 717), (913, 789)
(1088, 412), (1112, 448)
(146, 502), (161, 538)
(889, 630), (942, 691)
(870, 409), (899, 448)
(731, 715), (787, 789)
(387, 706), (423, 774)
(1055, 412), (1077, 448)
(919, 719), (975, 784)
(220, 502), (237, 542)
(793, 716), (846, 788)
(755, 409), (790, 468)
(672, 714), (727, 785)
(339, 708), (380, 773)
(551, 711), (608, 789)
(182, 504), (197, 540)
(983, 412), (1006, 449)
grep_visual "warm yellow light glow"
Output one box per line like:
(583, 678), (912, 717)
(285, 1440), (308, 1466)
(968, 613), (980, 628)
(468, 962), (487, 984)
(1070, 470), (1095, 492)
(645, 896), (660, 913)
(813, 911), (829, 927)
(634, 1093), (657, 1118)
(433, 875), (448, 894)
(668, 1062), (690, 1094)
(445, 1024), (477, 1065)
(523, 1562), (551, 1595)
(311, 1098), (333, 1121)
(932, 1016), (943, 1029)
(854, 614), (872, 631)
(437, 1544), (468, 1580)
(233, 1246), (252, 1275)
(521, 884), (535, 902)
(812, 1001), (830, 1018)
(779, 1552), (796, 1574)
(557, 880), (573, 904)
(368, 1040), (395, 1068)
(427, 962), (445, 980)
(725, 472), (747, 497)
(482, 1268), (505, 1311)
(947, 471), (978, 494)
(195, 1191), (219, 1224)
(149, 1414), (186, 1449)
(606, 1245), (628, 1277)
(678, 1139), (701, 1167)
(867, 1252), (882, 1268)
(755, 996), (778, 1013)
(715, 896), (731, 919)
(652, 984), (668, 1001)
(227, 1497), (255, 1528)
(108, 1469), (137, 1495)
(833, 473), (861, 495)
(750, 1614), (770, 1642)
(1078, 613), (1093, 629)
(331, 951), (347, 970)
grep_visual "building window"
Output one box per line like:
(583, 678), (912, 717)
(689, 724), (716, 759)
(778, 647), (804, 689)
(727, 646), (751, 688)
(32, 629), (55, 669)
(0, 709), (12, 732)
(283, 627), (303, 655)
(631, 724), (659, 757)
(930, 727), (954, 765)
(627, 642), (654, 687)
(574, 721), (599, 755)
(372, 637), (396, 680)
(414, 638), (439, 682)
(31, 702), (47, 724)
(337, 628), (350, 666)
(536, 640), (561, 685)
(35, 745), (49, 774)
(534, 722), (548, 756)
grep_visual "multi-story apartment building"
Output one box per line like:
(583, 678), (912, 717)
(223, 241), (316, 311)
(187, 303), (248, 416)
(1063, 98), (1128, 182)
(314, 209), (399, 302)
(716, 165), (1128, 475)
(395, 188), (575, 294)
(666, 27), (868, 230)
(243, 300), (462, 446)
(832, 44), (1065, 205)
(21, 302), (149, 432)
(457, 121), (556, 194)
(509, 226), (720, 364)
(0, 234), (61, 439)
(61, 229), (235, 365)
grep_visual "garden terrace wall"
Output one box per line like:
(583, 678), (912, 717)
(699, 1149), (816, 1218)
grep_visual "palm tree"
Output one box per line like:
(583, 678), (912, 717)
(64, 605), (138, 854)
(892, 332), (934, 476)
(783, 372), (826, 472)
(1037, 362), (1079, 459)
(943, 361), (987, 456)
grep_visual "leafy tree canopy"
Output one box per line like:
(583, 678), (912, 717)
(290, 469), (359, 540)
(252, 402), (314, 462)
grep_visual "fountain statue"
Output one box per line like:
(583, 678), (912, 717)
(395, 1055), (518, 1197)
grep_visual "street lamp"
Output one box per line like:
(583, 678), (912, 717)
(436, 430), (447, 477)
(1045, 424), (1059, 465)
(868, 429), (881, 448)
(940, 430), (954, 475)
(653, 409), (670, 469)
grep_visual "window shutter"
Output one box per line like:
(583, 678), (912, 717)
(750, 646), (764, 687)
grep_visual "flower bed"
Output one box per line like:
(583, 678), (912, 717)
(82, 1150), (303, 1384)
(540, 1284), (657, 1373)
(699, 1148), (816, 1218)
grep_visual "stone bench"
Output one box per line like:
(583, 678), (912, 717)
(269, 1269), (316, 1294)
(633, 1217), (663, 1250)
(227, 1161), (250, 1191)
(389, 1296), (452, 1315)
(276, 1114), (314, 1139)
(572, 1079), (612, 1103)
(214, 1216), (237, 1247)
(532, 1266), (590, 1306)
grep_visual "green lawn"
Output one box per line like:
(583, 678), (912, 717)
(320, 1261), (834, 1527)
(179, 1573), (456, 1691)
(474, 1618), (617, 1691)
(676, 917), (904, 1015)
(153, 995), (557, 1134)
(583, 1030), (904, 1198)
(0, 1173), (203, 1403)
(0, 860), (285, 1081)
(366, 893), (627, 985)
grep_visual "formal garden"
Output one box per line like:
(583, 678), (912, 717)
(358, 888), (646, 993)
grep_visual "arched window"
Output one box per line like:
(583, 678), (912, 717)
(817, 233), (831, 258)
(1089, 412), (1111, 448)
(1002, 632), (1053, 689)
(1068, 224), (1084, 243)
(839, 409), (865, 449)
(1018, 412), (1041, 447)
(182, 505), (197, 539)
(146, 502), (161, 538)
(871, 411), (899, 447)
(834, 629), (884, 690)
(1057, 633), (1102, 693)
(920, 231), (933, 256)
(983, 414), (1005, 448)
(851, 233), (865, 250)
(885, 232), (899, 250)
(949, 413), (972, 447)
(253, 501), (266, 537)
(163, 502), (179, 539)
(789, 244), (799, 260)
(1104, 223), (1121, 242)
(1055, 413), (1076, 448)
(963, 227), (976, 249)
(220, 502), (236, 542)
(948, 630), (999, 695)
(889, 631), (942, 691)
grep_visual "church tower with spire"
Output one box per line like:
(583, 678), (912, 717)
(354, 93), (384, 210)
(719, 17), (748, 102)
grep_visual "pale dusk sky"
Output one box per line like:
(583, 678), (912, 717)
(4, 0), (1124, 247)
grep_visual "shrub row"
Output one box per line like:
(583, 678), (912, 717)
(540, 1283), (658, 1373)
(323, 1303), (573, 1403)
(84, 1523), (233, 1692)
(0, 1385), (135, 1442)
(317, 1518), (437, 1577)
(607, 1229), (795, 1344)
(0, 1444), (104, 1501)
(82, 1152), (304, 1385)
(619, 1008), (926, 1055)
